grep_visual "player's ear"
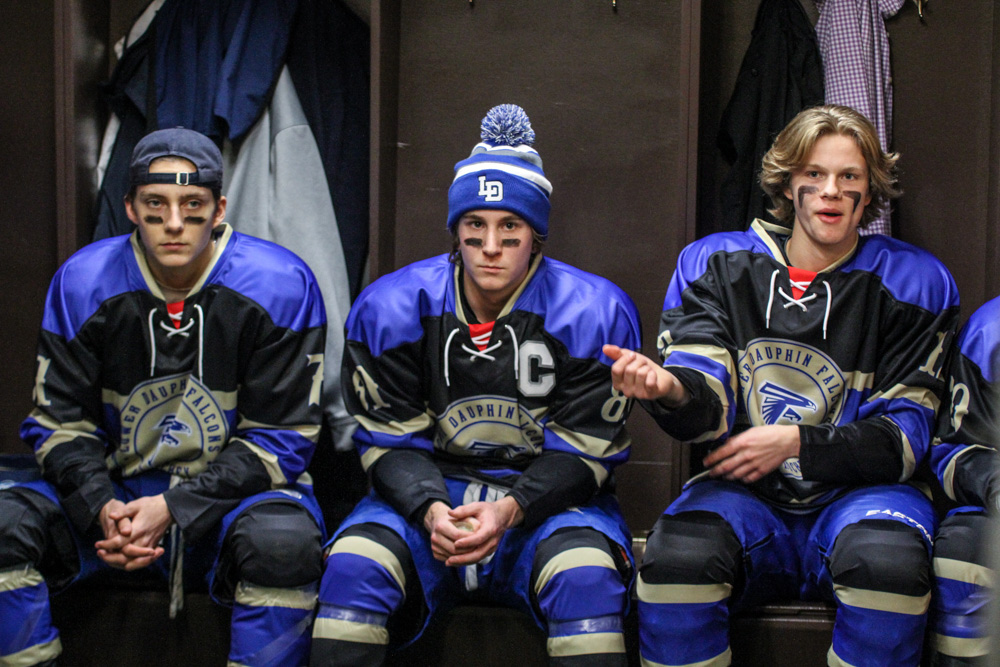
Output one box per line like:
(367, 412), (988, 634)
(125, 197), (139, 226)
(212, 195), (227, 228)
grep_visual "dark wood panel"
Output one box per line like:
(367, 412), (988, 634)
(0, 5), (60, 454)
(393, 2), (689, 285)
(889, 2), (997, 317)
(992, 3), (1000, 299)
(370, 0), (401, 280)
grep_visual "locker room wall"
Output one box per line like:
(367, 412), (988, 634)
(2, 1), (999, 536)
(1, 4), (59, 461)
(0, 0), (113, 459)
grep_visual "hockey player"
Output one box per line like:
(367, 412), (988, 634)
(0, 128), (327, 667)
(310, 105), (641, 666)
(927, 295), (1000, 666)
(605, 105), (959, 666)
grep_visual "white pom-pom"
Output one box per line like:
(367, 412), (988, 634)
(480, 104), (536, 146)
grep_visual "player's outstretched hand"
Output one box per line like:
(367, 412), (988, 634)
(603, 345), (688, 406)
(703, 424), (801, 484)
(444, 496), (524, 567)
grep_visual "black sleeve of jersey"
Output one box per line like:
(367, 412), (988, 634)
(369, 448), (451, 523)
(41, 438), (115, 535)
(163, 441), (272, 541)
(798, 418), (903, 484)
(508, 451), (598, 530)
(639, 367), (723, 442)
(950, 448), (1000, 509)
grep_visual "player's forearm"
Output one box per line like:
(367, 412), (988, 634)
(370, 448), (451, 522)
(798, 417), (905, 484)
(508, 451), (598, 529)
(163, 441), (270, 541)
(40, 439), (115, 535)
(493, 495), (525, 530)
(949, 447), (1000, 508)
(640, 367), (723, 442)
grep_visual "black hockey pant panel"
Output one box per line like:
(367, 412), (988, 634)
(0, 488), (78, 590)
(549, 654), (629, 667)
(224, 501), (324, 589)
(934, 512), (991, 569)
(531, 526), (623, 585)
(309, 637), (388, 667)
(336, 521), (417, 583)
(828, 518), (931, 597)
(639, 511), (743, 587)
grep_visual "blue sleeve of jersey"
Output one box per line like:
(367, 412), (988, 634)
(540, 283), (642, 474)
(340, 281), (437, 468)
(800, 264), (960, 485)
(930, 296), (1000, 504)
(21, 261), (118, 534)
(653, 239), (738, 443)
(232, 270), (328, 484)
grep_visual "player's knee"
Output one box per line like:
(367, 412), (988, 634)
(934, 512), (989, 568)
(0, 490), (62, 569)
(640, 511), (742, 587)
(320, 522), (415, 615)
(829, 519), (931, 596)
(229, 502), (324, 588)
(532, 528), (628, 621)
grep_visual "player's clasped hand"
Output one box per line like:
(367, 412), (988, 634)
(424, 501), (474, 563)
(94, 494), (172, 570)
(423, 497), (524, 567)
(445, 497), (523, 567)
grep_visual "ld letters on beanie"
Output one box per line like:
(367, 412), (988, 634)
(478, 176), (504, 202)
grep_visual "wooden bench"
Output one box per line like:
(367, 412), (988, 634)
(49, 537), (837, 667)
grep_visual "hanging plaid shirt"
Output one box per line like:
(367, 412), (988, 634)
(814, 0), (905, 236)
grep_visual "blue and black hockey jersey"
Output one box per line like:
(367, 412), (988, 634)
(647, 219), (960, 509)
(341, 253), (641, 528)
(21, 224), (327, 539)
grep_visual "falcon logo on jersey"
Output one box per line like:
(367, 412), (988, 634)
(478, 176), (504, 202)
(437, 395), (544, 459)
(759, 382), (818, 425)
(111, 373), (231, 477)
(155, 414), (192, 447)
(738, 338), (845, 428)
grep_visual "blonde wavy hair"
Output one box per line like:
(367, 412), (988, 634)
(759, 105), (900, 228)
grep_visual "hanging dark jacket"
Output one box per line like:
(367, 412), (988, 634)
(717, 0), (824, 234)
